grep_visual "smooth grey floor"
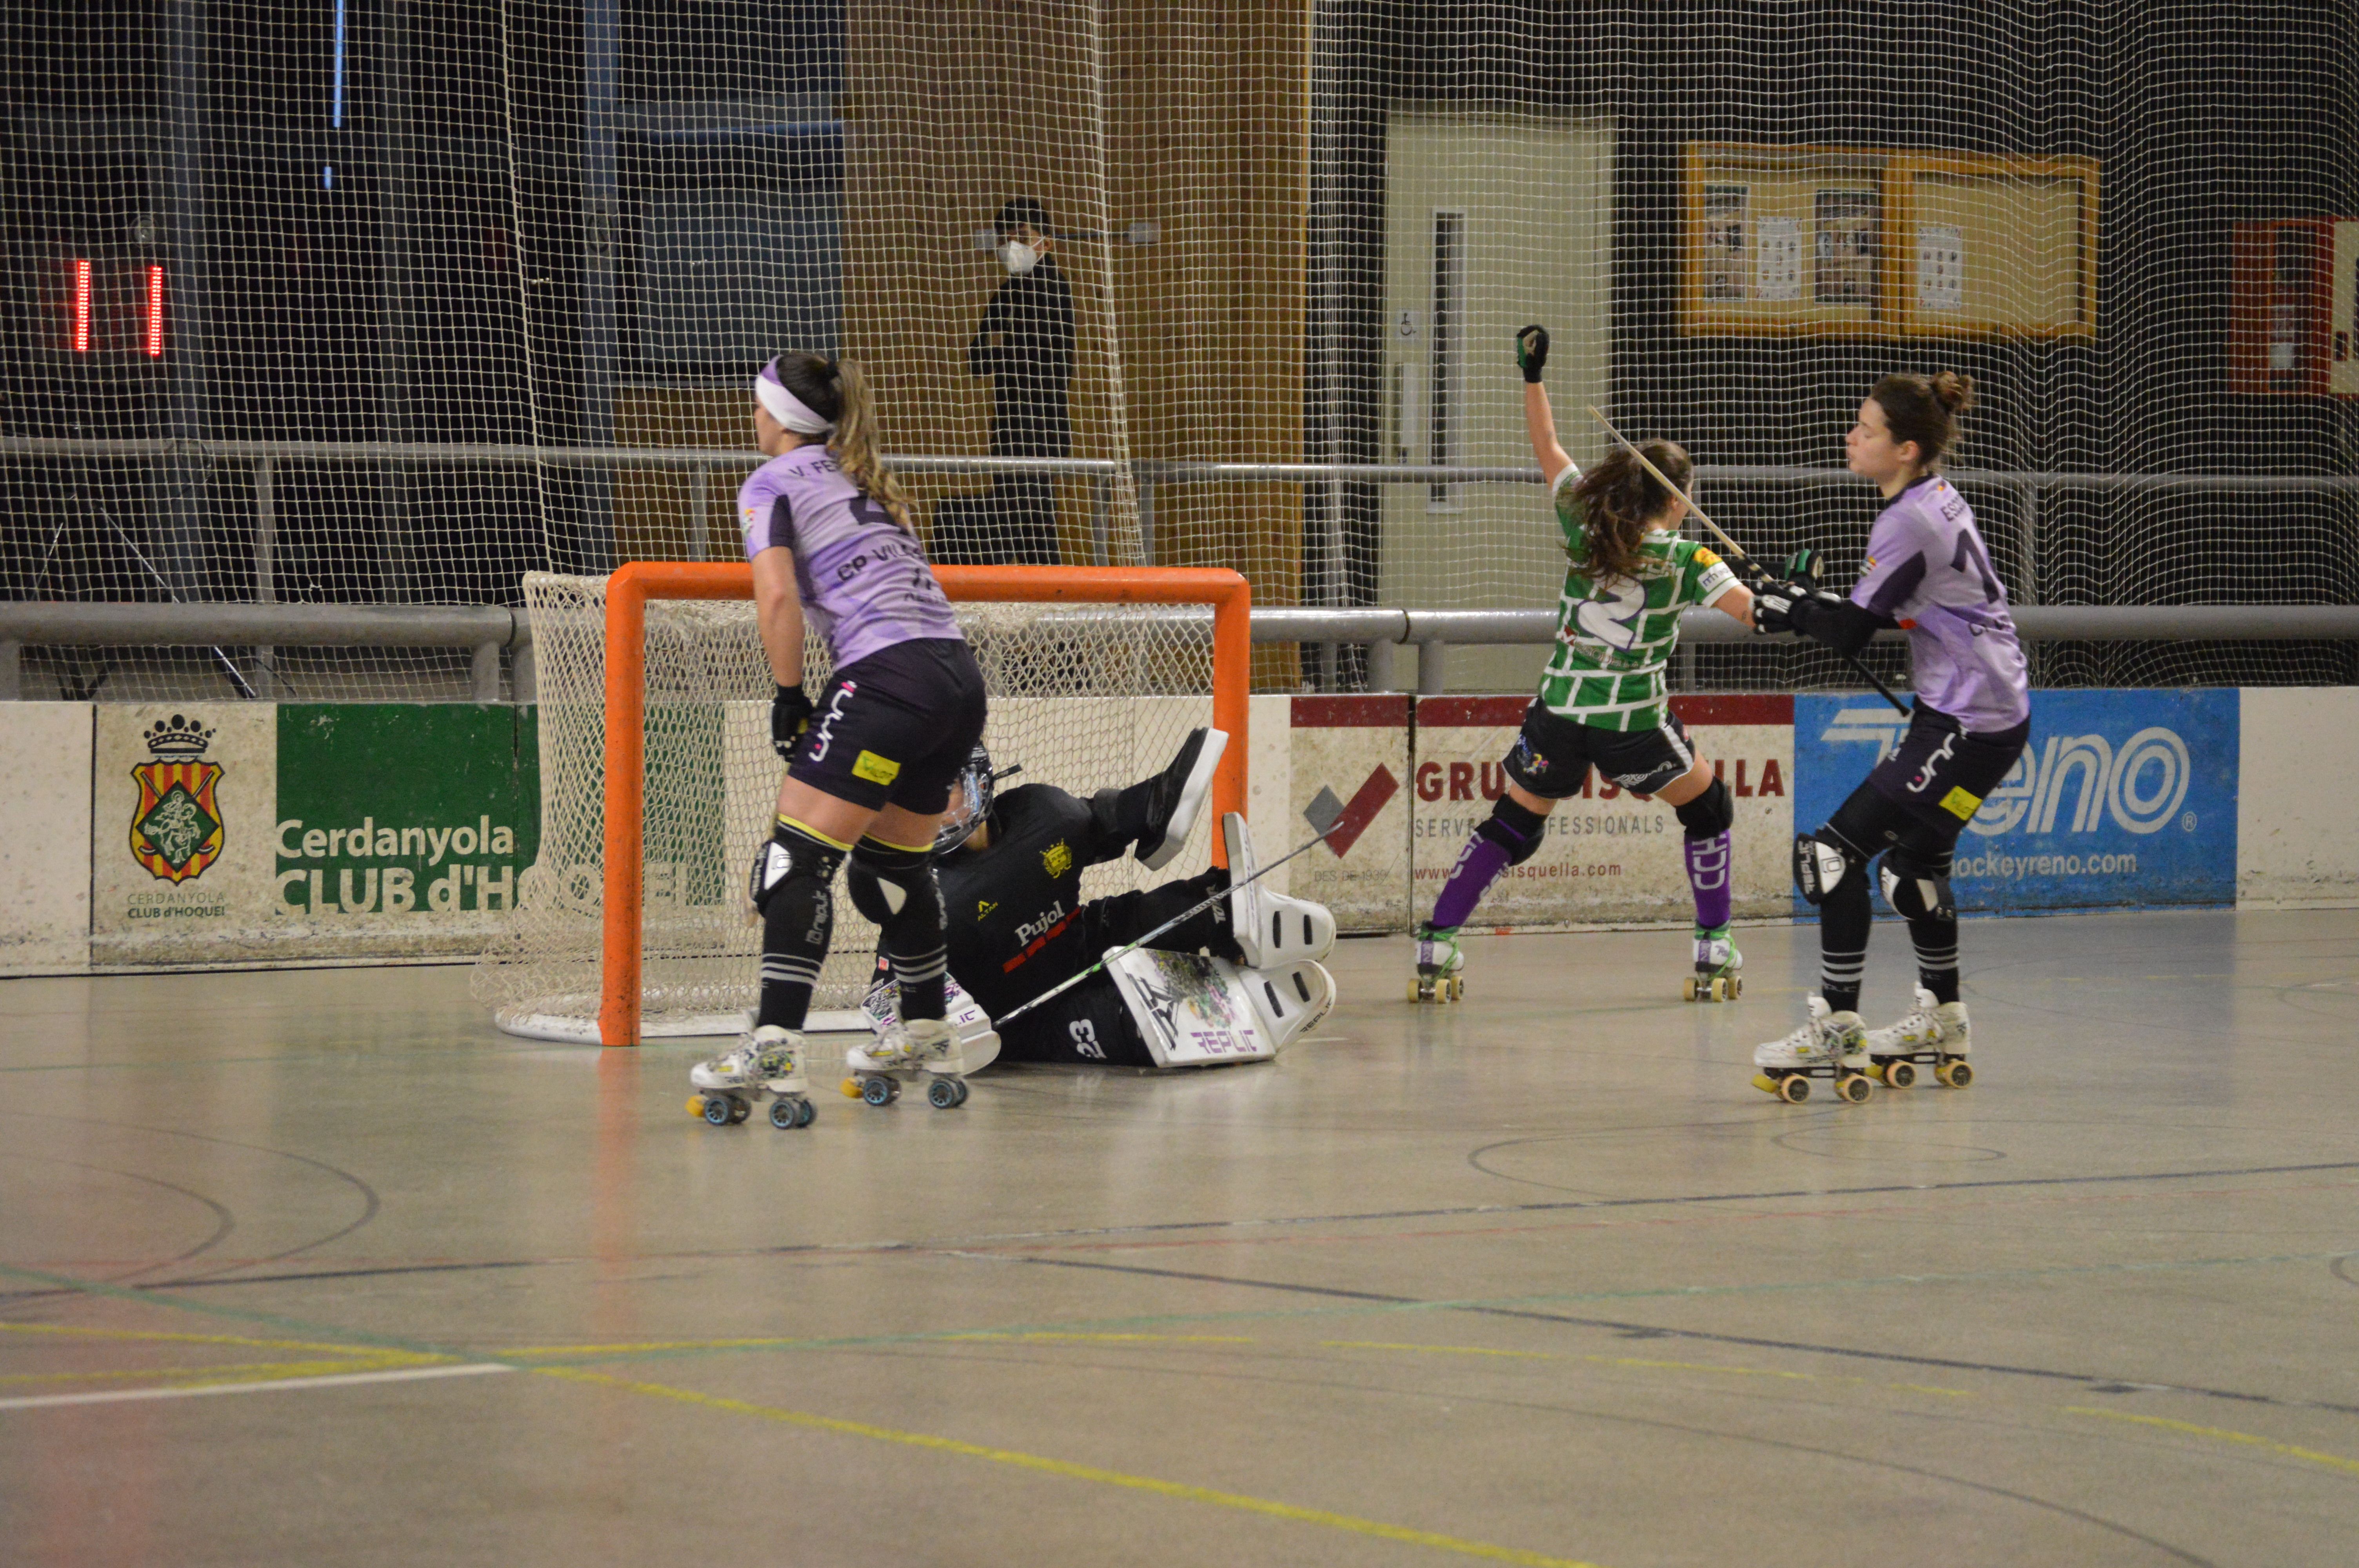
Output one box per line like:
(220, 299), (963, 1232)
(4, 909), (2357, 1567)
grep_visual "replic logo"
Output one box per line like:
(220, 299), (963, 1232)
(808, 680), (857, 760)
(1820, 708), (2193, 838)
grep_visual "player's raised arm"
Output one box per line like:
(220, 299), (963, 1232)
(1516, 325), (1576, 489)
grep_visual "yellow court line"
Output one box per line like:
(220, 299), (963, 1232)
(945, 1333), (1258, 1346)
(499, 1336), (814, 1358)
(1326, 1341), (1558, 1362)
(0, 1356), (427, 1388)
(2064, 1408), (2359, 1478)
(1324, 1340), (1972, 1397)
(536, 1366), (1609, 1568)
(0, 1321), (427, 1359)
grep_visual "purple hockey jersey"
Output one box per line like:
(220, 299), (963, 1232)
(737, 445), (963, 670)
(1851, 475), (2031, 733)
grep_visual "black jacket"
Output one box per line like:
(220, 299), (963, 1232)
(967, 257), (1074, 457)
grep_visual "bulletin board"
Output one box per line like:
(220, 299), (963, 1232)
(1682, 143), (2098, 339)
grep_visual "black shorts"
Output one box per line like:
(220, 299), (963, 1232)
(788, 637), (989, 814)
(1863, 703), (2031, 842)
(1503, 702), (1697, 800)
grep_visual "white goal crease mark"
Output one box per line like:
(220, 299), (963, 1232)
(0, 1361), (513, 1412)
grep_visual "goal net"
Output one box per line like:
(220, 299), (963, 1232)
(473, 566), (1245, 1043)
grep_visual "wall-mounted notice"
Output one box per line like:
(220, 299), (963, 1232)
(1917, 223), (1965, 312)
(1756, 215), (1802, 302)
(1702, 185), (1750, 300)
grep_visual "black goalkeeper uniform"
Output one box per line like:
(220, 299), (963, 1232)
(931, 782), (1229, 1065)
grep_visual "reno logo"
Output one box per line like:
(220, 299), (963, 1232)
(1797, 690), (2236, 911)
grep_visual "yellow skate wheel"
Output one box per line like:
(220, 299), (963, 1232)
(840, 1077), (864, 1098)
(1683, 977), (1700, 1002)
(1837, 1073), (1872, 1104)
(1881, 1059), (1916, 1089)
(1938, 1058), (1974, 1089)
(1446, 975), (1464, 1002)
(1409, 978), (1425, 1003)
(1777, 1073), (1812, 1105)
(1728, 975), (1743, 999)
(1709, 977), (1731, 1003)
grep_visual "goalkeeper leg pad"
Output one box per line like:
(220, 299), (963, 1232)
(1105, 947), (1333, 1067)
(1222, 811), (1337, 967)
(1133, 726), (1229, 870)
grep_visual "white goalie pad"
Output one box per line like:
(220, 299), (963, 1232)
(861, 971), (1003, 1073)
(1105, 946), (1334, 1068)
(1221, 811), (1337, 967)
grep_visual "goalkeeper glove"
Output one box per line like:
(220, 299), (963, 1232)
(771, 683), (814, 759)
(1515, 324), (1550, 384)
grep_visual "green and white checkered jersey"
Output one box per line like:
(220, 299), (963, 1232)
(1538, 476), (1739, 732)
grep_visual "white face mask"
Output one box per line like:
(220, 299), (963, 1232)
(996, 240), (1039, 277)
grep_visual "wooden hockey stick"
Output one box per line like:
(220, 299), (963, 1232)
(1586, 405), (1909, 716)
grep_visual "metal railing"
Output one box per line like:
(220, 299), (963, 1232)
(9, 437), (2357, 591)
(5, 597), (2357, 702)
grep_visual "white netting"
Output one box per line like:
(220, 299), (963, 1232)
(5, 1), (2354, 702)
(472, 572), (1218, 1038)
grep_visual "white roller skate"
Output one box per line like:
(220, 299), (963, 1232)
(1863, 985), (1973, 1089)
(1683, 925), (1743, 1003)
(1410, 922), (1465, 1004)
(688, 1025), (816, 1130)
(843, 1016), (977, 1110)
(1752, 997), (1872, 1104)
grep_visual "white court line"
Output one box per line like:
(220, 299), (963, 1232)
(0, 1361), (513, 1412)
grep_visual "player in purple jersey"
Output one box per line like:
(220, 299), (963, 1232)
(688, 352), (992, 1127)
(1749, 372), (2032, 1101)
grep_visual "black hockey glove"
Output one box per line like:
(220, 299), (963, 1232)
(771, 683), (814, 760)
(1782, 547), (1824, 592)
(1515, 324), (1550, 384)
(1752, 581), (1842, 638)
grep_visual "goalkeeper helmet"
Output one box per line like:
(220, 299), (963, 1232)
(936, 745), (1001, 854)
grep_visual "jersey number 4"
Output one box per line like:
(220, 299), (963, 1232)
(1575, 578), (1650, 650)
(1951, 532), (2002, 603)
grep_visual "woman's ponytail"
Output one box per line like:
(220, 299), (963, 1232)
(825, 359), (918, 537)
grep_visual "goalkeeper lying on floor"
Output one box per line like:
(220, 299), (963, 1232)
(864, 729), (1335, 1067)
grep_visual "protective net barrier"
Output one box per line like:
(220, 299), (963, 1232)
(4, 2), (2355, 701)
(473, 572), (1215, 1038)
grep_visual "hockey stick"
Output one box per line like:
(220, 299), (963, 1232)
(990, 822), (1340, 1028)
(1586, 405), (1909, 716)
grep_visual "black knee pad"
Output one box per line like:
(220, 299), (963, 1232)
(1879, 847), (1955, 921)
(847, 837), (945, 940)
(1792, 828), (1866, 906)
(749, 818), (847, 917)
(1674, 776), (1733, 839)
(1475, 795), (1548, 867)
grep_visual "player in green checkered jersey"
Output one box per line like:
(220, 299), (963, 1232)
(1412, 324), (1758, 1004)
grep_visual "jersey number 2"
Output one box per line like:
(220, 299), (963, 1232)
(1575, 578), (1649, 650)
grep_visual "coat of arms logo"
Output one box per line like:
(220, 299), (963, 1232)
(129, 714), (225, 884)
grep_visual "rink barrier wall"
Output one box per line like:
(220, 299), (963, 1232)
(0, 688), (2350, 977)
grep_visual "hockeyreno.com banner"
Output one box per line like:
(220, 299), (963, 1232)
(1794, 690), (2238, 913)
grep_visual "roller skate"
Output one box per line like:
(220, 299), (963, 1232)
(1683, 924), (1743, 1002)
(842, 1017), (973, 1110)
(1863, 985), (1973, 1089)
(1410, 922), (1465, 1004)
(687, 1025), (816, 1130)
(1751, 997), (1872, 1104)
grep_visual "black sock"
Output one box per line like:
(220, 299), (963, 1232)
(1909, 914), (1960, 1004)
(754, 819), (845, 1030)
(1818, 863), (1871, 1016)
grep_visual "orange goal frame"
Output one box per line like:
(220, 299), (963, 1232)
(599, 562), (1252, 1046)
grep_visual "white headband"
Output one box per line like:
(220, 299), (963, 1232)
(754, 372), (836, 436)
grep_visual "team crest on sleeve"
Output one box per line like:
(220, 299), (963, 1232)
(129, 714), (225, 884)
(1041, 840), (1074, 878)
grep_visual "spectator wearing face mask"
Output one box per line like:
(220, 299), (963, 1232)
(933, 196), (1074, 564)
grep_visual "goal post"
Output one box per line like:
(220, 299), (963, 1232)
(592, 561), (1250, 1047)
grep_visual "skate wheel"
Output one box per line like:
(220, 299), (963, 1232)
(861, 1074), (898, 1107)
(1777, 1073), (1811, 1104)
(952, 1078), (970, 1107)
(727, 1094), (752, 1124)
(927, 1076), (963, 1110)
(1728, 975), (1742, 999)
(1709, 978), (1731, 1004)
(768, 1095), (810, 1130)
(1938, 1058), (1973, 1089)
(1683, 977), (1700, 1003)
(699, 1094), (733, 1127)
(1837, 1073), (1872, 1104)
(1445, 975), (1463, 1003)
(1410, 978), (1427, 1003)
(1881, 1059), (1916, 1089)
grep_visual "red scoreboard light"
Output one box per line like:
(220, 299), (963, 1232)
(2228, 218), (2359, 397)
(57, 258), (166, 359)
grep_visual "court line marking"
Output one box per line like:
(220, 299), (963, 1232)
(2064, 1408), (2359, 1480)
(1322, 1341), (1976, 1397)
(534, 1365), (1608, 1568)
(0, 1357), (427, 1388)
(0, 1362), (512, 1411)
(0, 1320), (422, 1358)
